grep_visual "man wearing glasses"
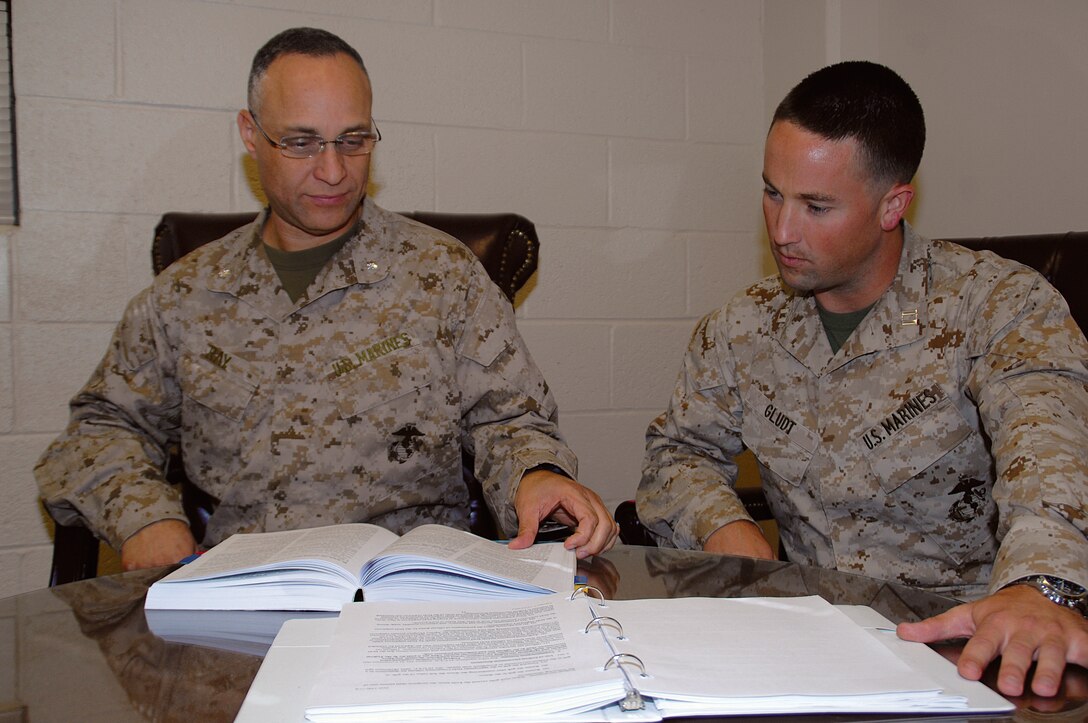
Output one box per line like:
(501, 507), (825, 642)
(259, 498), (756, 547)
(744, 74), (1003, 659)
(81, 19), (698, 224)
(37, 27), (617, 570)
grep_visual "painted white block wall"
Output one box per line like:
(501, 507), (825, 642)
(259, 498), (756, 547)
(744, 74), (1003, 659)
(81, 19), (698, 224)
(3, 0), (1087, 598)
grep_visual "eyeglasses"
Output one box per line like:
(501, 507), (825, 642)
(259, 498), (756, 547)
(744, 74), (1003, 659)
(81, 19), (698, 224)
(248, 111), (381, 158)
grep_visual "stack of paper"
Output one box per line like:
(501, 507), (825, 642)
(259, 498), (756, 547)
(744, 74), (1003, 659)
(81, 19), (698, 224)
(236, 593), (1012, 722)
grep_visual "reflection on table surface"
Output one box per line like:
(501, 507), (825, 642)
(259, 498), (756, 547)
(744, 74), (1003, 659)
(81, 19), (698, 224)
(2, 544), (1085, 722)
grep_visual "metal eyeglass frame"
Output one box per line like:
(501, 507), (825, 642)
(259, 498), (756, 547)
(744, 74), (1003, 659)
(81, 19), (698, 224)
(248, 110), (381, 158)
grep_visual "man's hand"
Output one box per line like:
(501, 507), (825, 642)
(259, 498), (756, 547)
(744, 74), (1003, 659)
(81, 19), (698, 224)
(509, 470), (618, 559)
(897, 584), (1088, 697)
(120, 519), (198, 571)
(703, 519), (776, 560)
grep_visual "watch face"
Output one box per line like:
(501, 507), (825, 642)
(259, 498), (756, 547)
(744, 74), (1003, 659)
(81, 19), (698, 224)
(1042, 576), (1087, 599)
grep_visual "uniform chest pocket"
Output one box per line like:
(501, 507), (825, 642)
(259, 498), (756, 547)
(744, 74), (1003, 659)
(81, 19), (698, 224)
(329, 344), (436, 419)
(867, 396), (973, 492)
(740, 387), (819, 486)
(865, 393), (996, 565)
(179, 350), (259, 422)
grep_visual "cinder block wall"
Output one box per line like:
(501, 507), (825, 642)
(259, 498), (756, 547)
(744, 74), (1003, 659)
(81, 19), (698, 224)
(3, 0), (1087, 597)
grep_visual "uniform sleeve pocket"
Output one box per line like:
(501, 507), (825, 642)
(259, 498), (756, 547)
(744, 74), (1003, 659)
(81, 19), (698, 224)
(458, 281), (514, 368)
(179, 350), (258, 422)
(740, 387), (818, 486)
(329, 345), (435, 418)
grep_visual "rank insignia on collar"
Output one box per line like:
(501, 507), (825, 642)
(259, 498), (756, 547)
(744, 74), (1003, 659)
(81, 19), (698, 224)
(900, 309), (919, 326)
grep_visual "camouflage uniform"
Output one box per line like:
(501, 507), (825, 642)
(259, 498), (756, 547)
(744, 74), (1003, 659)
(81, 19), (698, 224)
(37, 200), (576, 550)
(640, 224), (1088, 599)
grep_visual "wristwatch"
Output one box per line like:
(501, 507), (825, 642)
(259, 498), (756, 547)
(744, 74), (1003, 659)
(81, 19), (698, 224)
(1009, 575), (1088, 617)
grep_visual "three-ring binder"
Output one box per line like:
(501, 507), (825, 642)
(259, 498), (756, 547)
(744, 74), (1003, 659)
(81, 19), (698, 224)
(584, 616), (623, 636)
(604, 653), (647, 711)
(575, 592), (648, 711)
(571, 585), (605, 602)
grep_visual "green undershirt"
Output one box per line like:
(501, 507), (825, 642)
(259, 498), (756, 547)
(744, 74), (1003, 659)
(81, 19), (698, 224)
(262, 225), (356, 303)
(817, 301), (876, 354)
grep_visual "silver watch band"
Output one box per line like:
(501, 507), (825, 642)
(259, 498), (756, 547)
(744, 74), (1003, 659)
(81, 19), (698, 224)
(1008, 575), (1088, 617)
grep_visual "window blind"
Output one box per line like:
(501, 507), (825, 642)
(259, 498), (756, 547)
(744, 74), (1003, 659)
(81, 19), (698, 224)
(0, 1), (17, 225)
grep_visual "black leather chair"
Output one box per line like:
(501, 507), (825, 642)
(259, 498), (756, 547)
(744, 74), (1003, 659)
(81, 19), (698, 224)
(48, 210), (540, 586)
(151, 211), (539, 303)
(616, 230), (1088, 552)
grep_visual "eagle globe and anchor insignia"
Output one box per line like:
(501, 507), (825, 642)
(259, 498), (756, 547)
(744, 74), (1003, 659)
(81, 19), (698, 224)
(948, 477), (987, 522)
(388, 423), (424, 463)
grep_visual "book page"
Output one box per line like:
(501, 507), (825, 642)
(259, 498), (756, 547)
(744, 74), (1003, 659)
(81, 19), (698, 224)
(306, 593), (625, 718)
(365, 523), (574, 592)
(289, 595), (1010, 720)
(157, 523), (400, 582)
(604, 596), (949, 707)
(246, 618), (663, 723)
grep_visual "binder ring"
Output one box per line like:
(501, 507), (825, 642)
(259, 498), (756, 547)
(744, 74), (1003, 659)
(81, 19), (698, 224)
(570, 585), (605, 602)
(584, 616), (623, 636)
(604, 653), (646, 676)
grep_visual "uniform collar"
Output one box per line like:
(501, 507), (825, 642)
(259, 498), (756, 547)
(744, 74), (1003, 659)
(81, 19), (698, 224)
(845, 221), (929, 357)
(304, 198), (392, 297)
(205, 199), (394, 317)
(773, 222), (930, 374)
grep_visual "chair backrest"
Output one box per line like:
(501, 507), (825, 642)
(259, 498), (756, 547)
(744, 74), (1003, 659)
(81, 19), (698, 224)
(49, 210), (540, 586)
(153, 210), (539, 303)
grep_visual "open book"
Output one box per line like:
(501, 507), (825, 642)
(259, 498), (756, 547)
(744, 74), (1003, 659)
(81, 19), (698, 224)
(237, 592), (1013, 722)
(144, 523), (574, 612)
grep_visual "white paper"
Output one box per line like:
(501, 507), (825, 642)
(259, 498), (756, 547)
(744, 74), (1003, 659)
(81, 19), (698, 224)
(360, 525), (574, 601)
(239, 595), (1013, 722)
(146, 523), (575, 612)
(306, 596), (626, 720)
(605, 596), (938, 700)
(147, 524), (399, 610)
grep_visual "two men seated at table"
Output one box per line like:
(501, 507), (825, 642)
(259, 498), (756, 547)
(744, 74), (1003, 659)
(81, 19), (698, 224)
(35, 27), (618, 571)
(638, 61), (1088, 697)
(34, 25), (1085, 701)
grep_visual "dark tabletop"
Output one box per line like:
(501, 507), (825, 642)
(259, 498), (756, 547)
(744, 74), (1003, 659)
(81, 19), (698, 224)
(3, 544), (1085, 722)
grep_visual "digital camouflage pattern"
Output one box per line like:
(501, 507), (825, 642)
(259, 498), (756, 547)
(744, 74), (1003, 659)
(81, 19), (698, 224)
(640, 224), (1088, 600)
(37, 200), (576, 550)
